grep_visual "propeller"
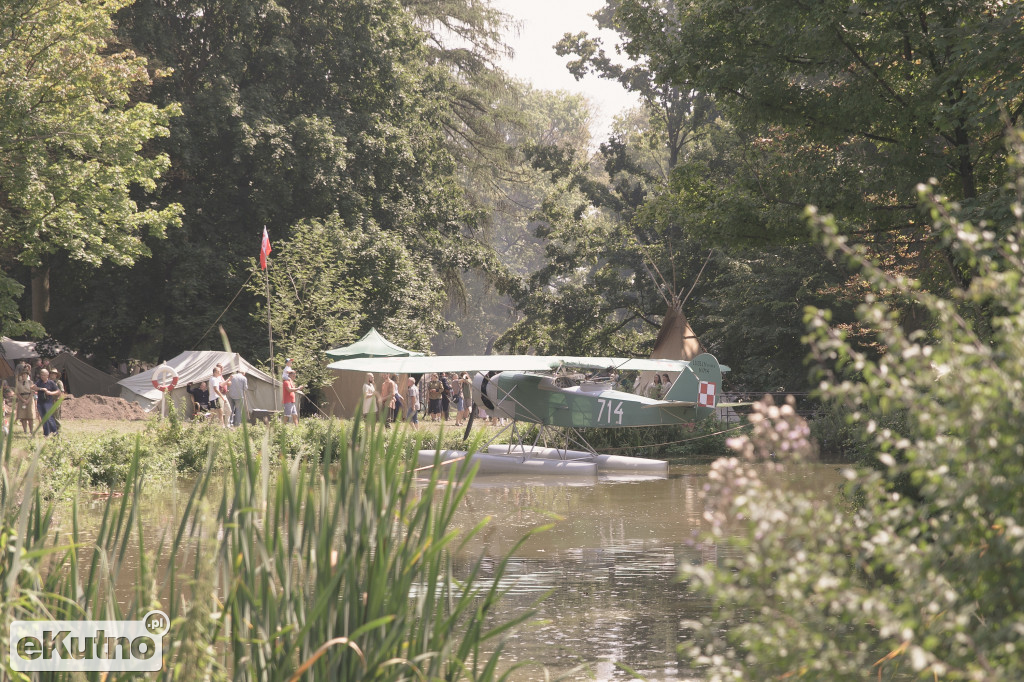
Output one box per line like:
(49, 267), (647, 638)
(462, 406), (475, 442)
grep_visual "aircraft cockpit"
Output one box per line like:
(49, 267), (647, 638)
(550, 365), (618, 392)
(552, 372), (586, 389)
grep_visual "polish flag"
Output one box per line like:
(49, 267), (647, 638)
(259, 227), (272, 270)
(698, 381), (716, 408)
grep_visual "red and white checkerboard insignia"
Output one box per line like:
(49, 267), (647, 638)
(698, 381), (716, 408)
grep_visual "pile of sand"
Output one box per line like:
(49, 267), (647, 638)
(60, 395), (150, 421)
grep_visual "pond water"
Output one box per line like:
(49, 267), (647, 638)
(66, 460), (844, 680)
(443, 462), (845, 680)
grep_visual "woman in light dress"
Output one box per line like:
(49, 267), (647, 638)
(362, 373), (378, 419)
(15, 367), (36, 433)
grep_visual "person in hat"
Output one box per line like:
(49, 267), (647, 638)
(281, 357), (293, 383)
(282, 367), (304, 425)
(15, 366), (36, 434)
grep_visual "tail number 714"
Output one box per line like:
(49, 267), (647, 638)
(596, 398), (624, 425)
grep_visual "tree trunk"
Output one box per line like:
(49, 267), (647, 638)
(31, 265), (49, 324)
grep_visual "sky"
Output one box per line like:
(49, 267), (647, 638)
(490, 0), (642, 141)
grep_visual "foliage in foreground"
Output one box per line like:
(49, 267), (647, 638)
(679, 133), (1024, 680)
(0, 416), (534, 680)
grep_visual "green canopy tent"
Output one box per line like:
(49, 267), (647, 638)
(324, 329), (424, 418)
(325, 328), (425, 360)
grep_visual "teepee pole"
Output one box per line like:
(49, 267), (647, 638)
(679, 250), (714, 307)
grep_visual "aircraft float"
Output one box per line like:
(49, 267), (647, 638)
(327, 352), (742, 477)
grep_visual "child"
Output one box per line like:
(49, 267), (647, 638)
(2, 386), (14, 435)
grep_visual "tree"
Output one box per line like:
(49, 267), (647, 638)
(0, 0), (180, 336)
(556, 1), (716, 172)
(434, 84), (598, 355)
(626, 125), (859, 391)
(402, 0), (517, 173)
(0, 275), (41, 341)
(681, 130), (1024, 679)
(40, 0), (494, 365)
(610, 0), (1024, 286)
(249, 214), (445, 396)
(529, 0), (1023, 390)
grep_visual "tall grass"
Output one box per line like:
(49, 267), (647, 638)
(0, 410), (539, 680)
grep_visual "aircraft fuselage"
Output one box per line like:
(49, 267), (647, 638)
(474, 371), (712, 428)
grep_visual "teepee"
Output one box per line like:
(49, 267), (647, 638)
(634, 252), (710, 398)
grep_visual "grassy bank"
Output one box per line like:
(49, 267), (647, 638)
(13, 412), (513, 497)
(0, 414), (536, 680)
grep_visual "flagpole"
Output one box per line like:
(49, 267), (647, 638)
(262, 226), (279, 412)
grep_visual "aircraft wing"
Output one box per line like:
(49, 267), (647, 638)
(326, 354), (703, 374)
(326, 354), (561, 374)
(557, 357), (703, 372)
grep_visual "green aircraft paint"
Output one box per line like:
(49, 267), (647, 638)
(477, 353), (725, 428)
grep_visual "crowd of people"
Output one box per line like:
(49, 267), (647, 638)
(183, 358), (309, 428)
(1, 361), (69, 437)
(184, 362), (260, 428)
(303, 366), (675, 429)
(1, 353), (679, 435)
(361, 371), (477, 430)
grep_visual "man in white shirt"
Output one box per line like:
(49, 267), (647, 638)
(208, 364), (227, 427)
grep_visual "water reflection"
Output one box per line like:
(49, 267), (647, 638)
(442, 463), (842, 680)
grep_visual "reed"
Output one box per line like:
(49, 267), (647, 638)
(0, 408), (537, 680)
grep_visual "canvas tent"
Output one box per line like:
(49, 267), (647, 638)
(324, 329), (423, 418)
(325, 328), (426, 360)
(48, 352), (120, 397)
(635, 297), (742, 421)
(1, 337), (39, 380)
(119, 351), (280, 414)
(1, 337), (77, 385)
(1, 337), (40, 363)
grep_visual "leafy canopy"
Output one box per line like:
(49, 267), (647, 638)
(0, 0), (180, 269)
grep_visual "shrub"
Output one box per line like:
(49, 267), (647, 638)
(679, 132), (1024, 680)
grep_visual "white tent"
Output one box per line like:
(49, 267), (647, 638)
(1, 337), (39, 362)
(2, 337), (71, 383)
(118, 351), (280, 414)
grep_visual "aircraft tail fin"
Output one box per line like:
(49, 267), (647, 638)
(664, 353), (723, 414)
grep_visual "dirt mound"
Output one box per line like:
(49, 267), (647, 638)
(61, 394), (150, 421)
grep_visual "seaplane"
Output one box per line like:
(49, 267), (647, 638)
(328, 351), (743, 478)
